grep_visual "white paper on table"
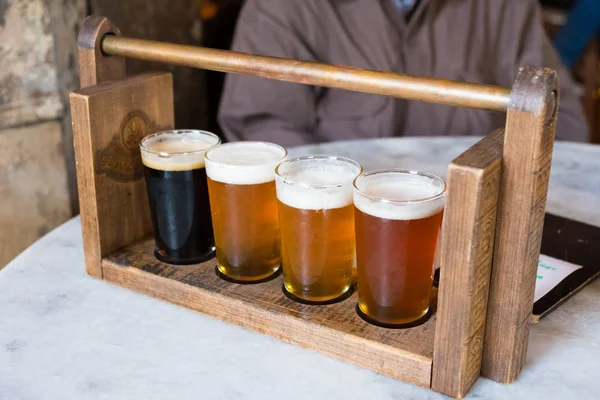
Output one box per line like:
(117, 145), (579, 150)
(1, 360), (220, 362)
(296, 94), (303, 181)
(534, 254), (583, 302)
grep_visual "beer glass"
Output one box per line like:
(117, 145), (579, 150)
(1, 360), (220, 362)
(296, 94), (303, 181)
(353, 169), (446, 327)
(275, 155), (362, 304)
(205, 141), (287, 283)
(140, 130), (220, 264)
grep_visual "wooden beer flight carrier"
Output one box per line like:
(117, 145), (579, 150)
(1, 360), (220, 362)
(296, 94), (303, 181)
(70, 16), (558, 398)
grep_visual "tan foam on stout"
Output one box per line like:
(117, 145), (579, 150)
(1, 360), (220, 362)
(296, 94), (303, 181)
(141, 132), (219, 171)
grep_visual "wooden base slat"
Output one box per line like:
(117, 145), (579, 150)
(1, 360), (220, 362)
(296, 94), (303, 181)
(102, 238), (437, 388)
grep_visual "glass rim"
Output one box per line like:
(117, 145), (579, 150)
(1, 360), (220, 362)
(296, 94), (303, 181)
(140, 129), (221, 156)
(353, 169), (447, 204)
(275, 155), (363, 189)
(205, 141), (288, 167)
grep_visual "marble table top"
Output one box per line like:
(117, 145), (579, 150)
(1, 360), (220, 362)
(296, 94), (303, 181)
(1, 137), (599, 400)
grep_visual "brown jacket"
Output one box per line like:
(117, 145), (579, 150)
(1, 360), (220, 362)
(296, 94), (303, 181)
(219, 0), (588, 146)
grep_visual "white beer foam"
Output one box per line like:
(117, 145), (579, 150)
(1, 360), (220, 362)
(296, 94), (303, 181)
(141, 131), (220, 171)
(276, 159), (361, 210)
(205, 142), (287, 185)
(354, 173), (445, 220)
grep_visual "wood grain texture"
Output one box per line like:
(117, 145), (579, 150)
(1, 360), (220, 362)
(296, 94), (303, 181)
(70, 72), (174, 278)
(432, 129), (504, 398)
(102, 238), (438, 387)
(77, 16), (126, 89)
(482, 67), (558, 383)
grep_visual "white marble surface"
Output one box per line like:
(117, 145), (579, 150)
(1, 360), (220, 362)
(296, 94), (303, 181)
(1, 137), (599, 400)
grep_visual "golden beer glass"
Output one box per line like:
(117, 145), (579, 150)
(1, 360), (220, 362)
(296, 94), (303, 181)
(206, 141), (287, 283)
(275, 155), (362, 304)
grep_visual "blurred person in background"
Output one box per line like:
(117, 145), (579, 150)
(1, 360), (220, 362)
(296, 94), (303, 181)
(553, 0), (600, 68)
(202, 0), (246, 137)
(219, 0), (589, 146)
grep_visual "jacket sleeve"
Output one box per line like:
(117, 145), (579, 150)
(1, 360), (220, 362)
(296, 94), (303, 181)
(499, 0), (589, 142)
(218, 0), (319, 147)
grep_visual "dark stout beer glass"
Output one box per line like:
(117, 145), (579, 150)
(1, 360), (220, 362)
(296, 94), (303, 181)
(140, 130), (220, 264)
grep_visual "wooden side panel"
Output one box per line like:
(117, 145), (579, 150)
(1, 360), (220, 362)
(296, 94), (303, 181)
(432, 129), (504, 398)
(70, 72), (174, 278)
(102, 239), (436, 387)
(482, 67), (558, 383)
(77, 16), (126, 88)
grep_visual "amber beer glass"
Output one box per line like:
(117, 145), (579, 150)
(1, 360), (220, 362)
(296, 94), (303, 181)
(140, 130), (220, 264)
(275, 156), (362, 304)
(353, 170), (446, 327)
(205, 142), (287, 282)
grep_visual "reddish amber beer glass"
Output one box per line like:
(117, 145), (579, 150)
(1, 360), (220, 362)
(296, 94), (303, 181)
(205, 142), (287, 282)
(353, 170), (446, 327)
(275, 156), (362, 304)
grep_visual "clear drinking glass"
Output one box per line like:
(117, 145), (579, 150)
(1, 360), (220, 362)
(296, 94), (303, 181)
(353, 169), (446, 327)
(140, 130), (220, 264)
(205, 141), (287, 283)
(275, 155), (362, 304)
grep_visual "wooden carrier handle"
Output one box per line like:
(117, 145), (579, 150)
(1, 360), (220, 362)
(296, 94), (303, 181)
(100, 36), (512, 112)
(78, 16), (511, 111)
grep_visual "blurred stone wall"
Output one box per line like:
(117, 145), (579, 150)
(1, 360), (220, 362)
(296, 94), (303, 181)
(0, 0), (86, 268)
(0, 0), (206, 268)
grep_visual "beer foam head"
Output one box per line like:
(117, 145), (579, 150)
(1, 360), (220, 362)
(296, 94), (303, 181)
(354, 170), (446, 220)
(140, 130), (220, 171)
(275, 156), (362, 210)
(205, 142), (287, 185)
